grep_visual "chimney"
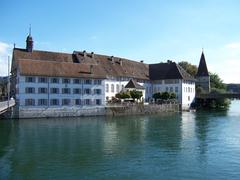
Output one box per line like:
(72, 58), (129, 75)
(119, 59), (123, 66)
(167, 60), (172, 64)
(140, 60), (144, 63)
(111, 56), (114, 62)
(90, 65), (93, 74)
(91, 52), (94, 58)
(83, 50), (87, 58)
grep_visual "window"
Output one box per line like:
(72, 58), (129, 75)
(175, 87), (178, 93)
(84, 79), (92, 84)
(166, 87), (169, 92)
(50, 88), (59, 94)
(73, 79), (81, 84)
(62, 78), (70, 84)
(62, 99), (71, 106)
(51, 78), (59, 83)
(111, 84), (114, 93)
(94, 89), (101, 95)
(38, 77), (47, 83)
(25, 76), (36, 83)
(62, 88), (71, 94)
(188, 96), (190, 101)
(85, 99), (91, 105)
(170, 87), (173, 92)
(188, 87), (190, 93)
(84, 88), (91, 95)
(25, 99), (35, 106)
(146, 87), (148, 94)
(38, 99), (47, 106)
(50, 99), (59, 106)
(75, 99), (81, 105)
(116, 84), (120, 93)
(106, 84), (109, 93)
(73, 88), (81, 94)
(25, 87), (35, 94)
(94, 79), (102, 85)
(96, 99), (101, 105)
(38, 87), (48, 94)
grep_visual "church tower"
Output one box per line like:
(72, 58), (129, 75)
(26, 27), (33, 52)
(196, 50), (210, 92)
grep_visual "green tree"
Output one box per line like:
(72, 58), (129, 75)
(169, 92), (176, 99)
(115, 92), (130, 99)
(161, 92), (170, 100)
(152, 92), (161, 100)
(210, 72), (226, 91)
(130, 90), (143, 101)
(178, 61), (198, 76)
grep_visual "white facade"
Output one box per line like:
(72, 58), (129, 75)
(16, 75), (105, 108)
(148, 79), (195, 109)
(15, 75), (195, 110)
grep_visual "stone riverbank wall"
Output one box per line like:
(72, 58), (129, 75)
(11, 104), (180, 118)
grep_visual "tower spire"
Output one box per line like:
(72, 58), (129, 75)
(26, 25), (33, 52)
(29, 24), (31, 36)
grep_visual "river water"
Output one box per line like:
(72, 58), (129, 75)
(1, 101), (240, 179)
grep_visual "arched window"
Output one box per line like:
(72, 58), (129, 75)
(111, 84), (114, 93)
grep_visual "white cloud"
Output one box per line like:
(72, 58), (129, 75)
(0, 41), (12, 76)
(225, 42), (240, 49)
(206, 43), (240, 83)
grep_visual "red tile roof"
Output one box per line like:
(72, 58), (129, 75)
(13, 48), (149, 80)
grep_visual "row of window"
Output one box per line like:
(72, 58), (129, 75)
(183, 80), (194, 85)
(25, 99), (102, 106)
(146, 86), (179, 94)
(25, 76), (102, 85)
(105, 84), (124, 93)
(25, 87), (102, 95)
(184, 87), (194, 93)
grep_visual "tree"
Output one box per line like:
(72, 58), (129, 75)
(178, 61), (198, 76)
(210, 72), (226, 91)
(161, 92), (170, 100)
(153, 92), (161, 100)
(115, 92), (130, 99)
(129, 90), (143, 101)
(169, 92), (176, 99)
(152, 92), (176, 100)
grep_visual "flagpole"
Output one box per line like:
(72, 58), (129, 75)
(7, 56), (10, 110)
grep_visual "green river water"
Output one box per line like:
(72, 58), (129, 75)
(1, 100), (240, 179)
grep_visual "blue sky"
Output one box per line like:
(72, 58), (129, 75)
(1, 0), (240, 83)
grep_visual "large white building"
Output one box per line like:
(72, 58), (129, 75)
(10, 34), (196, 118)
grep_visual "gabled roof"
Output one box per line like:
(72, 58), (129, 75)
(149, 61), (195, 81)
(125, 79), (145, 89)
(13, 48), (149, 80)
(196, 52), (209, 77)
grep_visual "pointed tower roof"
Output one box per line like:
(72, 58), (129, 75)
(196, 51), (209, 77)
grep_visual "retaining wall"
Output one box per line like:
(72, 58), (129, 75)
(12, 104), (179, 118)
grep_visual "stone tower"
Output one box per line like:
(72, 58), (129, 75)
(26, 27), (33, 52)
(196, 51), (210, 92)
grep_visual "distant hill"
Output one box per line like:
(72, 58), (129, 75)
(226, 84), (240, 93)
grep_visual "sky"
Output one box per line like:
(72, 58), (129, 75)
(1, 0), (240, 83)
